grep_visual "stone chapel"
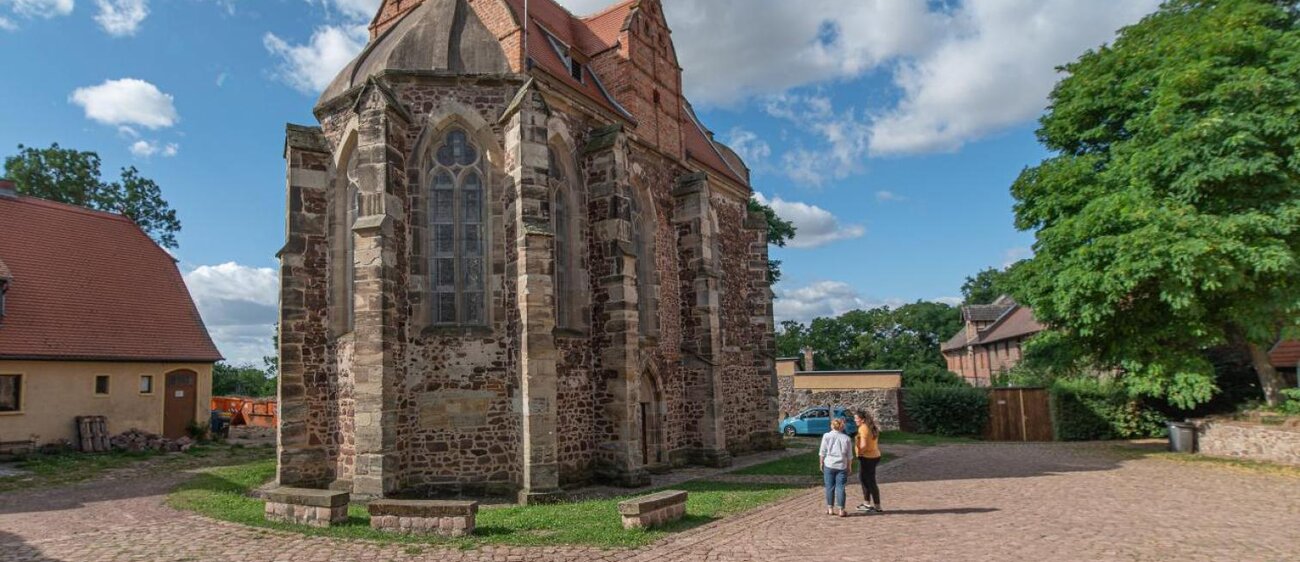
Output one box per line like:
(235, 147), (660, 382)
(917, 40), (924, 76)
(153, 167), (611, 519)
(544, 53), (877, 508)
(277, 0), (780, 503)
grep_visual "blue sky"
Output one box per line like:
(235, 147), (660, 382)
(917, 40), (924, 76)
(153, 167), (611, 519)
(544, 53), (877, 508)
(0, 0), (1160, 364)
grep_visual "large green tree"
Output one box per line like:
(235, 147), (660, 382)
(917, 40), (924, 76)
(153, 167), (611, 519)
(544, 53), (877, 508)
(961, 265), (1024, 305)
(749, 197), (797, 284)
(775, 301), (962, 375)
(1011, 0), (1300, 407)
(4, 144), (182, 249)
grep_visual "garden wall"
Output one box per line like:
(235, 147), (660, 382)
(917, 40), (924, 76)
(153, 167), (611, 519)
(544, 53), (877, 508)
(1193, 418), (1300, 466)
(779, 387), (900, 431)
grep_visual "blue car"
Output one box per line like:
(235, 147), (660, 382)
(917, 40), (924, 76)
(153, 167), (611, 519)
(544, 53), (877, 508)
(779, 407), (858, 437)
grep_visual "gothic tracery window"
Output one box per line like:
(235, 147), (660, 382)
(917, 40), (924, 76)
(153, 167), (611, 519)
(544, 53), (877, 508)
(549, 145), (579, 330)
(429, 128), (487, 326)
(344, 153), (360, 331)
(631, 188), (657, 336)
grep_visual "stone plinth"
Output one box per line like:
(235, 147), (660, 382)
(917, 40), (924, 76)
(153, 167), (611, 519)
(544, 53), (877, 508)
(368, 499), (478, 537)
(264, 487), (350, 527)
(617, 490), (687, 530)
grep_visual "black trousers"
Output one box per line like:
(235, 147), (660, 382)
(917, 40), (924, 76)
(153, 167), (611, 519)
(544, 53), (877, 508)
(857, 456), (881, 506)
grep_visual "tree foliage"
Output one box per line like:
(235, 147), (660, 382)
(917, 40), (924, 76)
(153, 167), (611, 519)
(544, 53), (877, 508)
(961, 265), (1023, 305)
(775, 301), (963, 379)
(4, 144), (181, 248)
(1010, 0), (1300, 407)
(749, 197), (796, 284)
(212, 363), (276, 398)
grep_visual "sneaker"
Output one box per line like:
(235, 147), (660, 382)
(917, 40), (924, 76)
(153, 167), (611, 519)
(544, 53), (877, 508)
(855, 503), (871, 511)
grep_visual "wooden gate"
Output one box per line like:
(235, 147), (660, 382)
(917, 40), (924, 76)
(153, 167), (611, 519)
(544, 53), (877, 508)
(985, 388), (1053, 442)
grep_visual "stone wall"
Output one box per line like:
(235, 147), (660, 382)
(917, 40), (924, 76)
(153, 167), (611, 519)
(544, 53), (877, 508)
(1194, 418), (1300, 467)
(779, 387), (901, 432)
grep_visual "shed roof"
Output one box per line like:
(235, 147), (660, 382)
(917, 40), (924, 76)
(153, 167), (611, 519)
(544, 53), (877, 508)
(0, 195), (222, 362)
(1270, 340), (1300, 369)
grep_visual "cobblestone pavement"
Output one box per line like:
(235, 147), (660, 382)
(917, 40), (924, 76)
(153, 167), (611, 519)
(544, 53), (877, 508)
(2, 443), (1298, 562)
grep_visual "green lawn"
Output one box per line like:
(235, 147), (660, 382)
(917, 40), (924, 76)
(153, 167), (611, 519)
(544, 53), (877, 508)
(0, 444), (272, 494)
(168, 458), (809, 549)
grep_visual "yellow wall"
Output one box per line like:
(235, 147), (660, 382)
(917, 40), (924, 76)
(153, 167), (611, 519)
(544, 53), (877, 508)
(776, 358), (799, 378)
(792, 372), (902, 391)
(0, 360), (213, 445)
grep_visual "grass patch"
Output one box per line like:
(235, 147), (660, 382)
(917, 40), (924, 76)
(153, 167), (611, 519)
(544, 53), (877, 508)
(878, 431), (978, 446)
(1107, 445), (1300, 479)
(0, 443), (273, 494)
(168, 458), (809, 549)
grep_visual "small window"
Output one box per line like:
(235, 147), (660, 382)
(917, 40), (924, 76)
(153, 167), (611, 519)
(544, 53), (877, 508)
(94, 375), (110, 396)
(0, 374), (21, 413)
(0, 279), (8, 319)
(569, 59), (583, 82)
(652, 90), (660, 106)
(139, 375), (154, 394)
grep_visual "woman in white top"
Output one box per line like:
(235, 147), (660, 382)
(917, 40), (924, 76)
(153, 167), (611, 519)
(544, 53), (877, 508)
(819, 417), (854, 517)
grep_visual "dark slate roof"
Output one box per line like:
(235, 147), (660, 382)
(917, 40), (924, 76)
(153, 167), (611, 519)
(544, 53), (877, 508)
(319, 0), (512, 105)
(942, 297), (1045, 353)
(963, 304), (1014, 323)
(0, 195), (222, 362)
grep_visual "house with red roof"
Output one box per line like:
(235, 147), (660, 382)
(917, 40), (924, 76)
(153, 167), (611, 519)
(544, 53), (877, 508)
(277, 0), (779, 502)
(1269, 340), (1300, 387)
(941, 296), (1045, 386)
(0, 179), (222, 447)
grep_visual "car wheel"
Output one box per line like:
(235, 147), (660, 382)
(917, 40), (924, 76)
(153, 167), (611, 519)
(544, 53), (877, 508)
(783, 425), (797, 438)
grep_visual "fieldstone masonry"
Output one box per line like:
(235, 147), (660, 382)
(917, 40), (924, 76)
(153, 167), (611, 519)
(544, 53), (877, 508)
(1194, 418), (1300, 466)
(779, 382), (902, 432)
(264, 487), (350, 528)
(368, 499), (478, 536)
(277, 0), (780, 503)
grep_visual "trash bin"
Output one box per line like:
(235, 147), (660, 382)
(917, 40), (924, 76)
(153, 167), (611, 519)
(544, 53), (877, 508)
(1167, 421), (1196, 453)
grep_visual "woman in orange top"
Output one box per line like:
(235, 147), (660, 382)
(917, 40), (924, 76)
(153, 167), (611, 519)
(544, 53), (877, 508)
(853, 411), (883, 513)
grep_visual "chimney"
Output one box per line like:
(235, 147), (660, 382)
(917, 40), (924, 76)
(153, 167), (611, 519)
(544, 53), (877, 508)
(0, 179), (15, 199)
(801, 347), (815, 372)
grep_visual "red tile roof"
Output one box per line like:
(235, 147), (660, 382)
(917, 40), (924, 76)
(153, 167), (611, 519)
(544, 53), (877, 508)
(0, 195), (222, 362)
(503, 0), (749, 188)
(1270, 340), (1300, 369)
(941, 300), (1045, 353)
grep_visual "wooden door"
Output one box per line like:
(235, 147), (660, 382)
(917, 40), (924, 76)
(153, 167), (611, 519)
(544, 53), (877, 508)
(164, 370), (197, 439)
(986, 388), (1053, 442)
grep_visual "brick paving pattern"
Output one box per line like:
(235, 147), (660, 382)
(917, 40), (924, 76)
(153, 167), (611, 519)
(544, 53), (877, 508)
(3, 443), (1298, 561)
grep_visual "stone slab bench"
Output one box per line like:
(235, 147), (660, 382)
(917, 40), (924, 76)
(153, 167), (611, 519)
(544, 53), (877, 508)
(617, 490), (687, 529)
(264, 487), (350, 528)
(368, 499), (478, 537)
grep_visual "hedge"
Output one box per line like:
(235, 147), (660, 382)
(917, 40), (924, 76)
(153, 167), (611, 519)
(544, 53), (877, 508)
(903, 384), (989, 437)
(1050, 378), (1167, 441)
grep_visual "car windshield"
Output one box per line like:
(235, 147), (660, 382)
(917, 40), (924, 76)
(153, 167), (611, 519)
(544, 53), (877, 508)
(805, 409), (829, 418)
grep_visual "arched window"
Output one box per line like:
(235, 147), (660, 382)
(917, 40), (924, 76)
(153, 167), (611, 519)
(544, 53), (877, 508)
(630, 188), (657, 336)
(429, 128), (487, 326)
(344, 154), (360, 331)
(549, 145), (581, 330)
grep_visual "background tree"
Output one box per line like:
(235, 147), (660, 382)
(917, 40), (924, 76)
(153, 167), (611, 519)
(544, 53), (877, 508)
(749, 197), (796, 284)
(4, 144), (181, 248)
(775, 301), (963, 381)
(212, 363), (276, 397)
(1010, 0), (1300, 406)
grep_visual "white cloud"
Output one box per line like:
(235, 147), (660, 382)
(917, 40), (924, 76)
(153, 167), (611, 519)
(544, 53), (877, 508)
(774, 281), (902, 325)
(724, 127), (770, 169)
(314, 0), (379, 21)
(264, 24), (367, 93)
(183, 262), (279, 365)
(0, 16), (16, 30)
(129, 139), (178, 157)
(93, 0), (147, 37)
(755, 192), (864, 249)
(1002, 247), (1033, 268)
(763, 93), (871, 186)
(69, 78), (178, 129)
(6, 0), (73, 18)
(875, 190), (905, 203)
(215, 72), (229, 87)
(868, 0), (1161, 155)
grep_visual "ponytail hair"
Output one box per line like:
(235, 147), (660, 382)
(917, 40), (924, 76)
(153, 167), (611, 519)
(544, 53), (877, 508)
(830, 418), (846, 432)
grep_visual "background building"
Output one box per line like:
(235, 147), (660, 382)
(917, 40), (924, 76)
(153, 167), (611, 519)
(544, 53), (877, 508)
(941, 296), (1044, 386)
(0, 180), (221, 446)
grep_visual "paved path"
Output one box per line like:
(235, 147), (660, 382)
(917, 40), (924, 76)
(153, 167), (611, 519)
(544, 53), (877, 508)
(2, 443), (1298, 561)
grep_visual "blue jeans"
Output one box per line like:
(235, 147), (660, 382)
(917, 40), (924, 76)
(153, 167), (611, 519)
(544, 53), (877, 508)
(822, 466), (847, 508)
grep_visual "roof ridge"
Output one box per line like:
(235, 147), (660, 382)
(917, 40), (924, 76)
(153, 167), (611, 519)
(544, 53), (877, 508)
(4, 194), (133, 223)
(580, 0), (636, 21)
